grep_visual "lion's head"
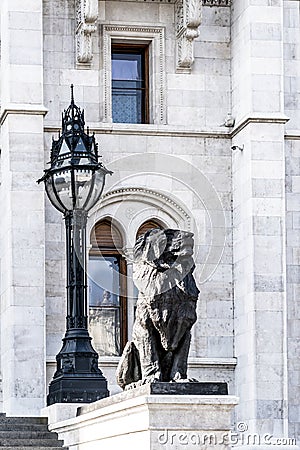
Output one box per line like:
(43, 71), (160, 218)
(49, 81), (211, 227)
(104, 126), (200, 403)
(133, 228), (199, 298)
(134, 228), (194, 268)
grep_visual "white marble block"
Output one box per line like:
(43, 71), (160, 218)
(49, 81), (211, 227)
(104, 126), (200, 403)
(45, 385), (238, 450)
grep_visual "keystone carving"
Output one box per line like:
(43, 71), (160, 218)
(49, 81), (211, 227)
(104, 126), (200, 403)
(76, 0), (98, 64)
(175, 0), (202, 71)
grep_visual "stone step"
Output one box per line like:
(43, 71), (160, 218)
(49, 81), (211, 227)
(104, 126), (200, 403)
(0, 431), (59, 440)
(0, 415), (66, 449)
(0, 424), (49, 432)
(0, 439), (63, 447)
(0, 448), (64, 450)
(0, 417), (48, 425)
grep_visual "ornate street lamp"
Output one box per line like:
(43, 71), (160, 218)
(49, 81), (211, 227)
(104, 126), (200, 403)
(38, 85), (112, 405)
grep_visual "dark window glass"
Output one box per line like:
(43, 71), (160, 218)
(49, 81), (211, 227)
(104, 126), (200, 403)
(89, 256), (120, 307)
(88, 220), (127, 357)
(112, 46), (148, 124)
(88, 256), (121, 356)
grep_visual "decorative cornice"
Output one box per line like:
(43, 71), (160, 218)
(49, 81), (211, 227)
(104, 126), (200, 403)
(47, 356), (237, 367)
(231, 113), (290, 137)
(96, 356), (237, 368)
(285, 131), (300, 140)
(0, 105), (48, 125)
(105, 0), (230, 4)
(203, 0), (231, 6)
(175, 0), (202, 72)
(188, 357), (237, 368)
(109, 0), (177, 2)
(45, 123), (294, 141)
(44, 124), (230, 138)
(75, 0), (98, 65)
(104, 25), (162, 34)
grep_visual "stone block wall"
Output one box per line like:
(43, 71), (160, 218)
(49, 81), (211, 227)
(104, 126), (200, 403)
(285, 138), (300, 439)
(0, 0), (298, 436)
(0, 0), (46, 416)
(43, 0), (234, 392)
(284, 0), (300, 440)
(284, 0), (300, 133)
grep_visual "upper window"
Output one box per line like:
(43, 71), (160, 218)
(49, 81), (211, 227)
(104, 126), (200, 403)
(112, 44), (149, 124)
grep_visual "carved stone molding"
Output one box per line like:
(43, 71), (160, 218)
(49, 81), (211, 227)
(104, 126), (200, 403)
(102, 187), (191, 228)
(175, 0), (202, 72)
(76, 0), (98, 65)
(99, 0), (230, 2)
(203, 0), (231, 5)
(87, 186), (192, 248)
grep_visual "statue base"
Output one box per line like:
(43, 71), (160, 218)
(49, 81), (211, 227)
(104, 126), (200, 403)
(46, 382), (238, 450)
(123, 381), (228, 395)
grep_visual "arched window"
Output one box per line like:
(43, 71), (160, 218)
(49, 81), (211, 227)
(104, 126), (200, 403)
(88, 219), (127, 357)
(136, 219), (164, 238)
(132, 219), (165, 311)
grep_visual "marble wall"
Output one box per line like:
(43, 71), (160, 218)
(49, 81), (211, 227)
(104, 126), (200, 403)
(0, 0), (299, 440)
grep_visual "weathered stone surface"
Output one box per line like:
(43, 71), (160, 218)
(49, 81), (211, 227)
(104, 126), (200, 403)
(49, 388), (238, 450)
(117, 229), (199, 389)
(133, 381), (228, 395)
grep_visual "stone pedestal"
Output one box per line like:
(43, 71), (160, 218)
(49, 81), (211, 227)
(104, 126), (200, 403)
(45, 383), (238, 450)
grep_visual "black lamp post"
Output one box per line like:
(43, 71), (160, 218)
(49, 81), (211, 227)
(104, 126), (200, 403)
(39, 85), (112, 405)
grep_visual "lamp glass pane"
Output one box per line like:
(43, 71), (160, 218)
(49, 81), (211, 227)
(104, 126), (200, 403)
(58, 140), (70, 156)
(75, 138), (86, 152)
(45, 176), (65, 213)
(74, 169), (94, 209)
(84, 170), (105, 211)
(53, 170), (74, 211)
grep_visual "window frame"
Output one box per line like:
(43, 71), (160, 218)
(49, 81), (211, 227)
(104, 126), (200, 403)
(102, 24), (167, 125)
(111, 43), (149, 124)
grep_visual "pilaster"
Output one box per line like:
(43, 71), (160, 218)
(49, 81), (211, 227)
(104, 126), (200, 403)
(231, 0), (288, 436)
(0, 0), (46, 415)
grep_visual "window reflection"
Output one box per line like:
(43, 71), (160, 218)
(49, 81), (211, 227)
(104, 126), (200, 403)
(89, 257), (120, 307)
(89, 307), (120, 357)
(88, 256), (121, 356)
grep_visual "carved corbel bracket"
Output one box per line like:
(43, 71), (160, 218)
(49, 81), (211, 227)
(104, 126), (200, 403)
(175, 0), (202, 72)
(76, 0), (98, 65)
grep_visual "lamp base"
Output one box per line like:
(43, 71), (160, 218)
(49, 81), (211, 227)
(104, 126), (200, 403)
(47, 374), (109, 405)
(47, 329), (109, 405)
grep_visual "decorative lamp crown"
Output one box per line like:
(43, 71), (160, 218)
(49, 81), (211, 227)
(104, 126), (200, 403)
(38, 85), (112, 213)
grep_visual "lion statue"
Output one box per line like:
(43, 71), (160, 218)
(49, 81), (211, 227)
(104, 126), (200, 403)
(116, 228), (199, 390)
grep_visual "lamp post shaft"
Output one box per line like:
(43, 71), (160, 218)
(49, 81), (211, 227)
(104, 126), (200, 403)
(65, 210), (88, 329)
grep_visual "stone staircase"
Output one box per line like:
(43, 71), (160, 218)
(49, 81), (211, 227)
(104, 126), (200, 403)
(0, 414), (66, 449)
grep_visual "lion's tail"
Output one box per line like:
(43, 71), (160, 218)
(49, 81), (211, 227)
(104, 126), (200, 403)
(116, 341), (142, 390)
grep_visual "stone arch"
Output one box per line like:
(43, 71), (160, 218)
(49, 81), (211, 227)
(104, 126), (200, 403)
(87, 187), (192, 250)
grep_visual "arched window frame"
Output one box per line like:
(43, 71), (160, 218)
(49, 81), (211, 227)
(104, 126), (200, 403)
(136, 218), (164, 238)
(88, 219), (127, 356)
(87, 187), (192, 354)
